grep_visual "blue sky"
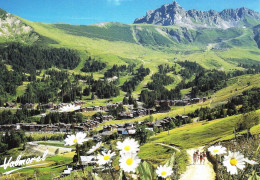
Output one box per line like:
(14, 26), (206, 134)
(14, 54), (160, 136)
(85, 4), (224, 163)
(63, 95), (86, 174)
(0, 0), (259, 25)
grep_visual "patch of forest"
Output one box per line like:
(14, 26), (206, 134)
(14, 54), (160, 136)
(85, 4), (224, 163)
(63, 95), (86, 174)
(0, 108), (41, 125)
(140, 64), (181, 108)
(0, 43), (80, 73)
(188, 88), (260, 121)
(0, 131), (26, 153)
(177, 61), (205, 79)
(17, 70), (82, 104)
(104, 64), (135, 78)
(81, 57), (107, 72)
(0, 62), (26, 105)
(121, 65), (150, 92)
(147, 73), (174, 91)
(91, 79), (120, 99)
(40, 112), (84, 124)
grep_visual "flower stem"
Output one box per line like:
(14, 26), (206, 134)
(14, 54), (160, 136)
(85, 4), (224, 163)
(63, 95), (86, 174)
(76, 144), (84, 174)
(216, 154), (219, 177)
(109, 164), (115, 180)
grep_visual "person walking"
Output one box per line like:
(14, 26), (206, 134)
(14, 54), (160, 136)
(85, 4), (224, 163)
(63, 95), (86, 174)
(200, 153), (203, 164)
(193, 151), (197, 164)
(202, 152), (206, 164)
(196, 151), (200, 163)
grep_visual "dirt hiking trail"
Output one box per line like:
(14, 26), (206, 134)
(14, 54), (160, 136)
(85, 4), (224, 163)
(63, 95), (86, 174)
(180, 147), (216, 180)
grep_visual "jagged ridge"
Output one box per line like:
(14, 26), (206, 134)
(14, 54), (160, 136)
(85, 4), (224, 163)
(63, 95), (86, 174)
(134, 1), (260, 29)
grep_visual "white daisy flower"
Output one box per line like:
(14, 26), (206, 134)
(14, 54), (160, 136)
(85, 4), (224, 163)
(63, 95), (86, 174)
(97, 150), (116, 165)
(87, 142), (102, 154)
(64, 132), (88, 146)
(156, 165), (173, 178)
(208, 145), (226, 155)
(244, 158), (258, 165)
(119, 153), (141, 173)
(129, 174), (139, 179)
(223, 151), (246, 175)
(117, 138), (139, 154)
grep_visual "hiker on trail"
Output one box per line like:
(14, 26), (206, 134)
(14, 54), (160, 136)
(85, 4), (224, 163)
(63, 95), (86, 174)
(200, 153), (203, 164)
(193, 151), (197, 164)
(196, 151), (200, 162)
(203, 152), (206, 164)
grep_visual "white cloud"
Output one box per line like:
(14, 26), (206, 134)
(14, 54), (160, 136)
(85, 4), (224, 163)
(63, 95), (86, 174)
(107, 0), (131, 6)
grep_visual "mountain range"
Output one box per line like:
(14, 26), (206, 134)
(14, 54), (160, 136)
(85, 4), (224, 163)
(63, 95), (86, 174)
(134, 1), (260, 29)
(0, 1), (259, 50)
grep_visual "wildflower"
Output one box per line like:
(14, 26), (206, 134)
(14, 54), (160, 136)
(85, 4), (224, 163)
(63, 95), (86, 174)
(117, 138), (139, 154)
(119, 153), (141, 173)
(97, 150), (116, 165)
(64, 132), (88, 146)
(223, 151), (246, 175)
(244, 158), (258, 165)
(208, 145), (226, 155)
(87, 142), (102, 154)
(156, 165), (173, 178)
(129, 174), (139, 179)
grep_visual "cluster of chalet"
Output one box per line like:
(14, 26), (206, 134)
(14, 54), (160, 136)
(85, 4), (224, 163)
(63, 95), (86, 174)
(94, 115), (114, 123)
(38, 103), (54, 109)
(76, 102), (123, 113)
(93, 123), (137, 141)
(116, 123), (136, 136)
(0, 119), (100, 132)
(155, 97), (206, 107)
(147, 115), (189, 128)
(4, 102), (17, 108)
(94, 114), (189, 139)
(118, 109), (155, 119)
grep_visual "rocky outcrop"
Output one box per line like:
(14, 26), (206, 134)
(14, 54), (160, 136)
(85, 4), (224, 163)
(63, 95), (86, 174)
(134, 1), (260, 29)
(0, 12), (39, 43)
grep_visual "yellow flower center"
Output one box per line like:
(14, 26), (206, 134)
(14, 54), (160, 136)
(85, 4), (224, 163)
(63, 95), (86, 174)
(124, 146), (131, 151)
(73, 138), (78, 143)
(161, 171), (167, 176)
(104, 155), (110, 161)
(213, 150), (219, 153)
(126, 158), (133, 165)
(230, 158), (237, 166)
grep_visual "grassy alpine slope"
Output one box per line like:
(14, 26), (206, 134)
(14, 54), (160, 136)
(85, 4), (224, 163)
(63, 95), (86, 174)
(139, 109), (260, 165)
(16, 19), (260, 107)
(21, 19), (260, 72)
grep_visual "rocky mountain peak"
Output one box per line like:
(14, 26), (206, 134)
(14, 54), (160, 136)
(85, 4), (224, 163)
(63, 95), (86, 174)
(134, 1), (260, 29)
(172, 1), (180, 7)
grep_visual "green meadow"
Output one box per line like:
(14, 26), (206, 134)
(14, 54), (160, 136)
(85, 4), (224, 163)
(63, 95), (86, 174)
(139, 109), (260, 165)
